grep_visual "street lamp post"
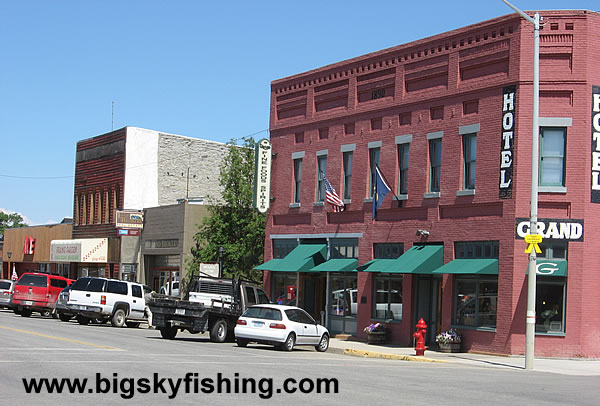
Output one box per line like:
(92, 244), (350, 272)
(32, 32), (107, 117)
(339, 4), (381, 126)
(502, 0), (540, 370)
(6, 252), (12, 280)
(218, 246), (225, 278)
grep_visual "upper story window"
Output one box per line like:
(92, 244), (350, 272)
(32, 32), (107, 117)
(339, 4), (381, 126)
(343, 151), (353, 200)
(538, 242), (567, 260)
(293, 158), (303, 204)
(539, 127), (566, 187)
(316, 155), (327, 202)
(455, 241), (499, 259)
(369, 145), (381, 197)
(398, 143), (410, 195)
(374, 243), (404, 259)
(429, 138), (442, 193)
(330, 238), (359, 259)
(463, 133), (477, 190)
(273, 239), (298, 259)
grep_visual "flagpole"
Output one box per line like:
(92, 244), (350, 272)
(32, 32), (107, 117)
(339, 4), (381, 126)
(375, 164), (401, 206)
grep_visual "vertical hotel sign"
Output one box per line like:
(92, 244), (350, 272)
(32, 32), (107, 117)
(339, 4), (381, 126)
(253, 139), (272, 213)
(499, 85), (516, 199)
(592, 85), (600, 203)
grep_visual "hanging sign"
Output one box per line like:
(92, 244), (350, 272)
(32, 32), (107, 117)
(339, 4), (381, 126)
(592, 85), (600, 203)
(253, 138), (273, 213)
(499, 85), (516, 199)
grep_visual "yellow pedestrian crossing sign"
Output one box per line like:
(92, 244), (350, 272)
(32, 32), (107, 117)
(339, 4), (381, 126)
(524, 234), (542, 254)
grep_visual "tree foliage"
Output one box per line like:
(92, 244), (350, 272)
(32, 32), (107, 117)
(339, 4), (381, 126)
(0, 211), (28, 240)
(190, 137), (266, 281)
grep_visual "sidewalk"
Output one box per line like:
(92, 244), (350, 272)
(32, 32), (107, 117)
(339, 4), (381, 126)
(328, 337), (600, 376)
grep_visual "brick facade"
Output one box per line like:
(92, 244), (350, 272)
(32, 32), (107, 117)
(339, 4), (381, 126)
(264, 10), (600, 357)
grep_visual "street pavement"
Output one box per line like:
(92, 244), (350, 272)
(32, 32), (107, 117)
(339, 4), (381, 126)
(328, 336), (600, 376)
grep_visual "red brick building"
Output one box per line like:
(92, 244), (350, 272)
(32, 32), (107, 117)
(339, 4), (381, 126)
(260, 10), (600, 357)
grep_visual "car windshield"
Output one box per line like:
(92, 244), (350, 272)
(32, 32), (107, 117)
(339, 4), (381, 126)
(17, 275), (47, 288)
(242, 307), (282, 321)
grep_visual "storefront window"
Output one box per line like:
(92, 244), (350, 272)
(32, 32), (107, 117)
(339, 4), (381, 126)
(372, 275), (402, 321)
(330, 238), (359, 259)
(271, 273), (298, 306)
(454, 277), (497, 328)
(273, 239), (298, 259)
(536, 278), (565, 334)
(330, 275), (357, 317)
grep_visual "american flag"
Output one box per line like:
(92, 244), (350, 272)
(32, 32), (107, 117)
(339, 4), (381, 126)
(322, 173), (345, 212)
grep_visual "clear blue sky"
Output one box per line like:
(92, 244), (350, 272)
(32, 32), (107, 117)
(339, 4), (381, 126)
(1, 1), (597, 226)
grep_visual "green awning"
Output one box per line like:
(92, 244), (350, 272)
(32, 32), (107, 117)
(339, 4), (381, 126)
(309, 258), (358, 272)
(526, 259), (568, 277)
(254, 259), (283, 271)
(432, 259), (498, 275)
(253, 244), (327, 272)
(362, 245), (443, 274)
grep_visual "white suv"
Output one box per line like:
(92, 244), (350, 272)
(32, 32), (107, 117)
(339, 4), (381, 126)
(66, 277), (146, 328)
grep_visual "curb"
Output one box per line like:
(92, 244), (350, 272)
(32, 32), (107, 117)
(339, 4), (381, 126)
(342, 348), (448, 363)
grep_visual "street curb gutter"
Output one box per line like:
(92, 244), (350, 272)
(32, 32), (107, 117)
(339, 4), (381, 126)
(342, 348), (448, 363)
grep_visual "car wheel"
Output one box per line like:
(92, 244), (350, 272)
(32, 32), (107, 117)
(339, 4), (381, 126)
(13, 308), (21, 315)
(159, 326), (178, 339)
(40, 309), (52, 318)
(315, 333), (329, 352)
(59, 313), (72, 322)
(237, 338), (249, 347)
(281, 333), (295, 352)
(210, 319), (228, 343)
(111, 309), (126, 327)
(77, 315), (90, 325)
(20, 309), (32, 317)
(126, 321), (140, 328)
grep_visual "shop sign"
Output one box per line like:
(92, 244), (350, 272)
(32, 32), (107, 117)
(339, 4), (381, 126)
(253, 138), (272, 213)
(537, 262), (561, 276)
(118, 229), (140, 236)
(116, 210), (144, 229)
(50, 238), (108, 263)
(199, 263), (219, 277)
(592, 85), (600, 203)
(50, 242), (81, 262)
(516, 218), (584, 241)
(499, 85), (516, 199)
(23, 236), (36, 255)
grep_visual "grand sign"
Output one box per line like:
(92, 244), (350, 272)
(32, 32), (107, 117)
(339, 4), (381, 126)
(499, 85), (516, 199)
(516, 218), (584, 242)
(592, 85), (600, 203)
(253, 139), (272, 213)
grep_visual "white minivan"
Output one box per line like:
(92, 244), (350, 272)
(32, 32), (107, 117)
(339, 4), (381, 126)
(66, 277), (147, 327)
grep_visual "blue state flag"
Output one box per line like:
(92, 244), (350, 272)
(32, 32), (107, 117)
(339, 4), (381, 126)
(372, 166), (391, 219)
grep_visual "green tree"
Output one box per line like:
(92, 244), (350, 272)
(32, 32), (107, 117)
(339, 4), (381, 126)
(190, 137), (266, 281)
(0, 211), (28, 240)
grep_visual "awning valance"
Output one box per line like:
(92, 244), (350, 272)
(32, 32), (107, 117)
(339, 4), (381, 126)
(432, 259), (498, 275)
(526, 259), (568, 277)
(360, 245), (443, 274)
(253, 244), (327, 272)
(309, 258), (358, 272)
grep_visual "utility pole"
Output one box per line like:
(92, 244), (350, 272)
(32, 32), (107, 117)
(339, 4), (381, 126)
(502, 0), (540, 370)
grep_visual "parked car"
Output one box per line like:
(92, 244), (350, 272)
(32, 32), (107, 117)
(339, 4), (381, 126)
(234, 304), (329, 352)
(159, 280), (180, 297)
(66, 277), (147, 327)
(54, 285), (75, 321)
(0, 279), (15, 309)
(11, 273), (74, 317)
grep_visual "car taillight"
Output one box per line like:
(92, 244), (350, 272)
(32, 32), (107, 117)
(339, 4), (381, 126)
(269, 323), (286, 329)
(101, 295), (106, 305)
(237, 319), (247, 325)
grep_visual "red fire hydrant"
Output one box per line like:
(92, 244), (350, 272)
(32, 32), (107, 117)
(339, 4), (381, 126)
(413, 318), (427, 356)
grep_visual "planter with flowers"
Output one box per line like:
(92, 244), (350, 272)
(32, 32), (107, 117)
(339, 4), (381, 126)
(364, 322), (387, 344)
(435, 329), (462, 353)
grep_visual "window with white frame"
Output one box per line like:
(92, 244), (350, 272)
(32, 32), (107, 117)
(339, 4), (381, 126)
(369, 146), (380, 197)
(372, 274), (403, 321)
(398, 143), (409, 195)
(454, 278), (497, 328)
(429, 139), (442, 193)
(343, 151), (353, 200)
(316, 155), (327, 202)
(293, 158), (302, 204)
(539, 127), (566, 187)
(536, 278), (566, 334)
(463, 133), (477, 190)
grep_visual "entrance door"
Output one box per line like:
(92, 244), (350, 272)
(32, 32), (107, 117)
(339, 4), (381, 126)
(300, 274), (325, 323)
(414, 276), (441, 345)
(328, 273), (357, 335)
